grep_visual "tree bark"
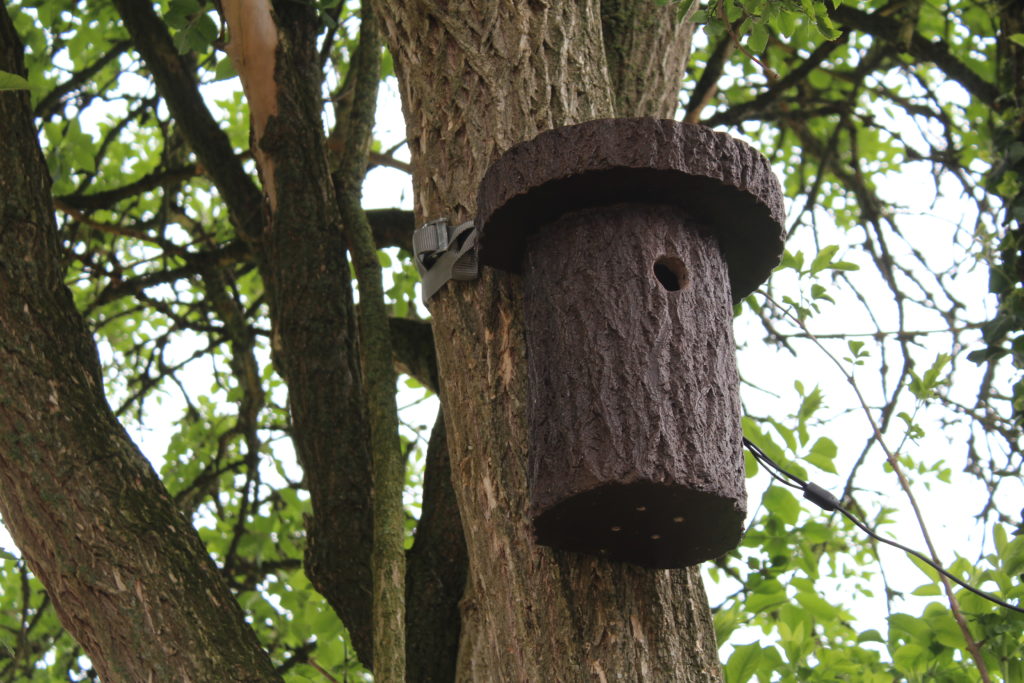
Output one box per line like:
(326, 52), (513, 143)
(217, 0), (378, 665)
(331, 3), (407, 679)
(379, 2), (723, 679)
(406, 408), (467, 683)
(0, 10), (280, 682)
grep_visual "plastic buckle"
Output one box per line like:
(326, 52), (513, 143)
(412, 218), (480, 302)
(412, 218), (451, 268)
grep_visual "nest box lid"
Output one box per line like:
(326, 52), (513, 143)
(476, 118), (787, 302)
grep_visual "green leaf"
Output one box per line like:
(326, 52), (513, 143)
(1003, 536), (1024, 578)
(892, 643), (929, 676)
(806, 436), (838, 473)
(809, 245), (839, 274)
(857, 629), (884, 643)
(764, 486), (801, 525)
(213, 58), (238, 81)
(908, 354), (951, 400)
(1010, 33), (1024, 48)
(796, 385), (823, 423)
(748, 22), (769, 53)
(173, 13), (219, 54)
(724, 642), (763, 683)
(0, 70), (30, 91)
(928, 614), (966, 650)
(890, 612), (932, 643)
(0, 548), (17, 562)
(810, 283), (834, 303)
(779, 249), (804, 272)
(907, 552), (940, 582)
(744, 450), (759, 477)
(994, 524), (1008, 554)
(794, 590), (840, 621)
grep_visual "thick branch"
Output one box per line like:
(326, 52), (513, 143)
(405, 408), (466, 683)
(333, 3), (407, 679)
(0, 10), (279, 681)
(218, 0), (377, 667)
(56, 163), (199, 211)
(683, 35), (735, 123)
(389, 317), (437, 393)
(111, 0), (264, 242)
(366, 208), (414, 252)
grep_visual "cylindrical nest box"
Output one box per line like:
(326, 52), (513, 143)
(476, 119), (785, 569)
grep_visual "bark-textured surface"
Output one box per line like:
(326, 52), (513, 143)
(405, 409), (467, 683)
(330, 3), (407, 679)
(0, 10), (280, 682)
(472, 118), (785, 567)
(379, 1), (725, 679)
(521, 204), (745, 569)
(476, 118), (787, 298)
(600, 0), (696, 117)
(120, 0), (459, 668)
(218, 0), (377, 665)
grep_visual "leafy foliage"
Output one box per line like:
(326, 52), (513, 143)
(686, 1), (1024, 680)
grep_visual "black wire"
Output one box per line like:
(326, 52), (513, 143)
(742, 437), (1024, 615)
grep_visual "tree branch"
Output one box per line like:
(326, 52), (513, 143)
(703, 32), (849, 128)
(111, 0), (265, 242)
(405, 408), (466, 683)
(683, 35), (735, 124)
(0, 9), (280, 679)
(831, 4), (1000, 108)
(34, 40), (131, 120)
(332, 2), (407, 678)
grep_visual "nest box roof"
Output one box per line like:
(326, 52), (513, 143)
(476, 118), (787, 301)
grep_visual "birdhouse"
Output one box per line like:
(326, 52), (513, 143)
(475, 118), (785, 568)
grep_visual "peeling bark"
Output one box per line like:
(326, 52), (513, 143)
(222, 0), (281, 209)
(219, 0), (377, 665)
(112, 0), (264, 243)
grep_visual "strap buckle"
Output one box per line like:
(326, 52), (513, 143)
(412, 218), (479, 302)
(412, 219), (451, 268)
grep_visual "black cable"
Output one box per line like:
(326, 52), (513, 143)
(742, 437), (1024, 615)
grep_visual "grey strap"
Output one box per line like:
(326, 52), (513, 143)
(412, 219), (479, 302)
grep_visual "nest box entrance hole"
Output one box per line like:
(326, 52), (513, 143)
(653, 255), (688, 292)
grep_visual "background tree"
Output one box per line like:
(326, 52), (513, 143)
(0, 0), (1021, 681)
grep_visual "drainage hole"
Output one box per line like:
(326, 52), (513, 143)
(653, 256), (688, 292)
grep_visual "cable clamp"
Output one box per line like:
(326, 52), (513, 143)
(412, 218), (479, 302)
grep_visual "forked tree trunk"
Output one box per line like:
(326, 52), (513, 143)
(379, 2), (724, 680)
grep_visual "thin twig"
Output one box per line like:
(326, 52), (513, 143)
(307, 658), (340, 683)
(716, 1), (779, 82)
(758, 291), (992, 683)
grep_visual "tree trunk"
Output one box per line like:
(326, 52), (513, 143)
(378, 2), (724, 679)
(0, 11), (280, 682)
